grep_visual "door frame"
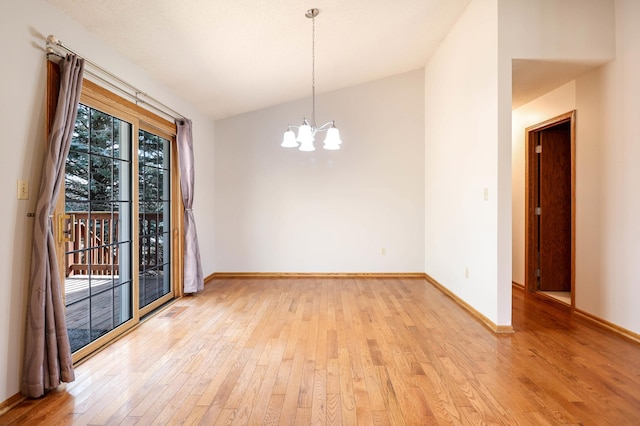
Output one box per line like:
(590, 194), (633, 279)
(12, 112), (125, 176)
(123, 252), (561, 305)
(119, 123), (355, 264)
(57, 91), (142, 362)
(49, 65), (184, 362)
(524, 110), (576, 307)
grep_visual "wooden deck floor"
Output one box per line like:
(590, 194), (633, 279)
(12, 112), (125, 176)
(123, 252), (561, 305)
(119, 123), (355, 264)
(65, 274), (168, 352)
(2, 278), (640, 424)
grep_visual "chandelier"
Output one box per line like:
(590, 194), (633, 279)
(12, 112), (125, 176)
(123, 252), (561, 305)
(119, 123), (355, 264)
(281, 8), (342, 151)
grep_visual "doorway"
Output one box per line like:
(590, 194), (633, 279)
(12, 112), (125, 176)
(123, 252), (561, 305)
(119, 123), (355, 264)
(525, 111), (576, 306)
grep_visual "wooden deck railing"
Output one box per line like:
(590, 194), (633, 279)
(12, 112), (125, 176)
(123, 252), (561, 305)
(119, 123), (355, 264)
(65, 211), (163, 276)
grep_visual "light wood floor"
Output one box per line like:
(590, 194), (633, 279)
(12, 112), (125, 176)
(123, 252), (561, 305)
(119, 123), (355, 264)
(2, 278), (639, 425)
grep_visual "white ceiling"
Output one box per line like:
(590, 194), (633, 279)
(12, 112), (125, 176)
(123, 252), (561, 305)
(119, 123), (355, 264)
(46, 0), (606, 120)
(46, 0), (471, 119)
(511, 59), (605, 109)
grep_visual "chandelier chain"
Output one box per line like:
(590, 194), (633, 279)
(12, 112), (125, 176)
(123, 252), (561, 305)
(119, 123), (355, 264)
(311, 12), (316, 127)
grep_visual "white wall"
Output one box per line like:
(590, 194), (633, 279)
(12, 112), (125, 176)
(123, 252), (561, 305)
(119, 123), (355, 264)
(499, 0), (614, 327)
(573, 0), (640, 334)
(510, 0), (639, 336)
(0, 0), (215, 403)
(499, 0), (615, 61)
(424, 0), (616, 327)
(214, 70), (425, 273)
(505, 0), (640, 336)
(425, 0), (502, 324)
(499, 0), (615, 326)
(511, 81), (577, 285)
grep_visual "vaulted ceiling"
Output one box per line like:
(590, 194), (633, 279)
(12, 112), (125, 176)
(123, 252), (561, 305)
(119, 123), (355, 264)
(46, 0), (471, 119)
(46, 0), (603, 120)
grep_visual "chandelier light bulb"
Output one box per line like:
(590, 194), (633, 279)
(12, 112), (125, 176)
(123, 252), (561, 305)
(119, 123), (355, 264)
(299, 135), (316, 151)
(323, 126), (342, 150)
(281, 127), (298, 147)
(296, 122), (314, 143)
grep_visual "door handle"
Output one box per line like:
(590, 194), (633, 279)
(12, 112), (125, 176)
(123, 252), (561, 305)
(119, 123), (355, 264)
(58, 213), (76, 243)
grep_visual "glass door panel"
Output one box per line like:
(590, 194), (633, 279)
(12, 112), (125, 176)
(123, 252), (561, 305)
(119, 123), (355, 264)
(64, 104), (134, 354)
(138, 129), (172, 313)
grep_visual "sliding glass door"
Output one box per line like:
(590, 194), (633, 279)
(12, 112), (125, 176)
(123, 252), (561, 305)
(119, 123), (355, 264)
(60, 97), (177, 359)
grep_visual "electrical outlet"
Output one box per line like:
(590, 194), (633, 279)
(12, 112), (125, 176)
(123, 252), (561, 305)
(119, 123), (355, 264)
(381, 248), (386, 256)
(483, 188), (489, 201)
(465, 267), (469, 279)
(17, 180), (29, 200)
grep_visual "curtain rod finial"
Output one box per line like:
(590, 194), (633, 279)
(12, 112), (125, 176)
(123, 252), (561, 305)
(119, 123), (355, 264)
(46, 35), (60, 45)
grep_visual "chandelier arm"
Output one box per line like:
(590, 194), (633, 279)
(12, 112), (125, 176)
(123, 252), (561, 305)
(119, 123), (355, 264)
(315, 121), (335, 132)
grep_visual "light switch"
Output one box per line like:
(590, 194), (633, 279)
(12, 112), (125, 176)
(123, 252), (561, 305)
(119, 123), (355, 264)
(17, 180), (29, 200)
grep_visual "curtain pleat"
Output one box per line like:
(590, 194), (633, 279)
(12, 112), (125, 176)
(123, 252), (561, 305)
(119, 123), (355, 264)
(21, 55), (84, 398)
(176, 119), (204, 293)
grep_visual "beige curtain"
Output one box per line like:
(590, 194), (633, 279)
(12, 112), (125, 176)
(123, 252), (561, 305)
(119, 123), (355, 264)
(176, 119), (204, 293)
(22, 55), (84, 398)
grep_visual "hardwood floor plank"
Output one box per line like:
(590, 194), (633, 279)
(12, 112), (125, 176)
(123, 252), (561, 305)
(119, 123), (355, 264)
(362, 366), (386, 411)
(195, 345), (247, 408)
(419, 360), (465, 423)
(176, 399), (208, 425)
(229, 364), (267, 424)
(371, 410), (391, 425)
(375, 366), (406, 425)
(352, 377), (374, 425)
(326, 359), (340, 395)
(404, 380), (438, 424)
(126, 372), (191, 426)
(326, 392), (343, 425)
(262, 394), (285, 426)
(0, 389), (71, 425)
(272, 357), (293, 396)
(246, 352), (281, 424)
(213, 407), (236, 425)
(310, 368), (327, 425)
(163, 394), (199, 425)
(297, 359), (316, 409)
(82, 373), (145, 424)
(279, 329), (307, 422)
(2, 277), (640, 425)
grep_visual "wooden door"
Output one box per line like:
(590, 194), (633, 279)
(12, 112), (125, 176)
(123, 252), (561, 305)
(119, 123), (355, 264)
(537, 122), (571, 291)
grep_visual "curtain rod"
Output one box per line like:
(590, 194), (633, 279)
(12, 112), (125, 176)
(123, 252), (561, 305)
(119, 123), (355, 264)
(45, 35), (186, 121)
